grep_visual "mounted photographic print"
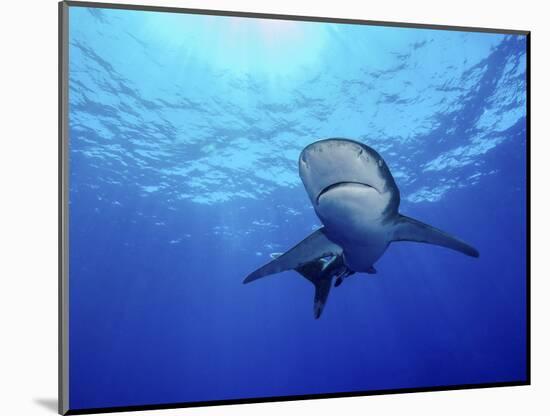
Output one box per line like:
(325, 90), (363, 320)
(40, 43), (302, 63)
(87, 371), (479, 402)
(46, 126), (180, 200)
(59, 1), (530, 414)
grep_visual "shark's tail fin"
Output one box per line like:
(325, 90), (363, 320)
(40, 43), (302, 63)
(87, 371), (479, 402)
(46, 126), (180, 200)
(271, 253), (334, 319)
(293, 260), (334, 319)
(312, 278), (332, 319)
(391, 215), (479, 258)
(244, 230), (343, 319)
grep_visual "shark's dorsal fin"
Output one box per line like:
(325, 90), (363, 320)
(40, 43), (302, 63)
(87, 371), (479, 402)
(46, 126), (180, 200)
(391, 215), (479, 258)
(243, 228), (342, 284)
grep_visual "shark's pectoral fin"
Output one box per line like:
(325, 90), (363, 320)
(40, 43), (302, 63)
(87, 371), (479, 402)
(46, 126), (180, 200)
(243, 227), (342, 284)
(391, 215), (479, 258)
(313, 278), (332, 319)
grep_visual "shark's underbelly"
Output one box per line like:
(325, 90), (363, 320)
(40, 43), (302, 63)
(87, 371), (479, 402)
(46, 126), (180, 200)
(326, 227), (389, 272)
(315, 185), (393, 272)
(342, 242), (388, 272)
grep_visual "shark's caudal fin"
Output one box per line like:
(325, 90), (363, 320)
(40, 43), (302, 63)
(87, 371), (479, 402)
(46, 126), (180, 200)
(265, 254), (335, 319)
(293, 259), (335, 319)
(243, 227), (342, 284)
(392, 215), (479, 258)
(312, 278), (332, 319)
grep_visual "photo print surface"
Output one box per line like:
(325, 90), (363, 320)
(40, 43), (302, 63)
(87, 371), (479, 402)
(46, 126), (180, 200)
(64, 4), (528, 412)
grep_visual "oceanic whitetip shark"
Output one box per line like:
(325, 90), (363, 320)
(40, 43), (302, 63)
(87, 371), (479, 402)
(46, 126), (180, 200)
(243, 138), (479, 319)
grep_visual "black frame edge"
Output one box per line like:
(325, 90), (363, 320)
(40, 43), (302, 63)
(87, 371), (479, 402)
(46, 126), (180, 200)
(525, 31), (531, 386)
(58, 1), (531, 414)
(65, 381), (530, 415)
(63, 0), (530, 35)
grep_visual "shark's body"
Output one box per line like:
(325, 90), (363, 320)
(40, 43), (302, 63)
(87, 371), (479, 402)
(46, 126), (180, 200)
(244, 138), (479, 318)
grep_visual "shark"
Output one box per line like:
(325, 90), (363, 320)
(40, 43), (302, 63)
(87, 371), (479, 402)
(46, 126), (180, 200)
(243, 138), (479, 318)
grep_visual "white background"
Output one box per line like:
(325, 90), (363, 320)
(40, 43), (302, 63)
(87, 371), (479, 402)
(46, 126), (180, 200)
(0, 0), (547, 415)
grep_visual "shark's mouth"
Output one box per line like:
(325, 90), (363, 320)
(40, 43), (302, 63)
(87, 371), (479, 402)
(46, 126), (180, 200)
(316, 181), (377, 204)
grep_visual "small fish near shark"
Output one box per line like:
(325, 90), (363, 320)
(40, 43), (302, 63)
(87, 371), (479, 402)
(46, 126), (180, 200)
(243, 138), (479, 319)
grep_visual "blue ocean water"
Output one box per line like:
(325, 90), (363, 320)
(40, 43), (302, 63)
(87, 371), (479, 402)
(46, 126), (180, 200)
(67, 6), (528, 410)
